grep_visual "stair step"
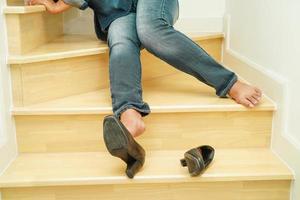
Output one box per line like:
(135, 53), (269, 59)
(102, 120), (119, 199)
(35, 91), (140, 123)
(3, 5), (46, 14)
(14, 111), (273, 152)
(12, 73), (275, 115)
(0, 180), (291, 200)
(5, 9), (63, 55)
(8, 33), (223, 64)
(10, 34), (223, 106)
(12, 73), (274, 152)
(8, 34), (106, 64)
(6, 0), (26, 6)
(0, 148), (292, 188)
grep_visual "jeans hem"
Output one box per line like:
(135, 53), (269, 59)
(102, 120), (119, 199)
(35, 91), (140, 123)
(114, 103), (151, 119)
(217, 74), (238, 98)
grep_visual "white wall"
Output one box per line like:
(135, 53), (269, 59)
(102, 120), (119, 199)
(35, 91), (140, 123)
(64, 0), (226, 35)
(225, 0), (300, 199)
(179, 0), (225, 18)
(0, 0), (17, 174)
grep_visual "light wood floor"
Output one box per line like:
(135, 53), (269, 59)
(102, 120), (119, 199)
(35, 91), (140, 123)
(0, 148), (292, 188)
(8, 33), (224, 64)
(1, 180), (291, 200)
(3, 5), (46, 13)
(12, 73), (275, 115)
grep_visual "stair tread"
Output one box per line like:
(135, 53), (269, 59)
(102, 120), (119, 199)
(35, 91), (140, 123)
(8, 34), (107, 64)
(0, 148), (292, 188)
(8, 33), (223, 64)
(12, 73), (275, 115)
(3, 5), (46, 13)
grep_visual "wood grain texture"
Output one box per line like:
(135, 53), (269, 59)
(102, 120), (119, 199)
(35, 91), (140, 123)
(12, 73), (276, 115)
(8, 35), (107, 64)
(0, 149), (292, 188)
(6, 0), (25, 6)
(8, 33), (223, 64)
(14, 110), (273, 153)
(6, 12), (63, 55)
(10, 66), (24, 107)
(11, 55), (109, 106)
(1, 181), (291, 200)
(10, 35), (223, 106)
(3, 5), (46, 14)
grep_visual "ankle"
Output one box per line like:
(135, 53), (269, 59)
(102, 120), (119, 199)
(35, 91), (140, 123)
(228, 80), (241, 97)
(120, 109), (142, 121)
(120, 109), (145, 137)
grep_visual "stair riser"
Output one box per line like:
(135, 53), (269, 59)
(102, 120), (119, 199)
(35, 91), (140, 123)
(1, 180), (290, 200)
(6, 13), (63, 55)
(7, 0), (24, 5)
(15, 111), (272, 153)
(11, 54), (109, 107)
(10, 38), (222, 107)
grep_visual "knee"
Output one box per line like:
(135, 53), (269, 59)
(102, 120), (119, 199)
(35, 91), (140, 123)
(108, 33), (141, 56)
(137, 18), (169, 49)
(108, 30), (141, 52)
(109, 41), (138, 60)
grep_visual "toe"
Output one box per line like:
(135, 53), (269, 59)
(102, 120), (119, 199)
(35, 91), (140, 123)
(255, 88), (262, 95)
(255, 90), (262, 97)
(253, 93), (261, 101)
(247, 96), (258, 105)
(237, 98), (255, 108)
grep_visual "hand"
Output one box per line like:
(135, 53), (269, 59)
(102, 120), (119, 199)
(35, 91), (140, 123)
(26, 0), (71, 14)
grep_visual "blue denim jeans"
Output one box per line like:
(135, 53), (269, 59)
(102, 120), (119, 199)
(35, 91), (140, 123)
(108, 0), (238, 118)
(108, 13), (150, 118)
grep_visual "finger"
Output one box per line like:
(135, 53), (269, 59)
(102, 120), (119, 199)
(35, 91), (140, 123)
(30, 0), (37, 5)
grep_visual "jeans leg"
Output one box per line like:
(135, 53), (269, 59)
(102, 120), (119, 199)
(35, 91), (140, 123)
(136, 0), (238, 97)
(108, 13), (151, 118)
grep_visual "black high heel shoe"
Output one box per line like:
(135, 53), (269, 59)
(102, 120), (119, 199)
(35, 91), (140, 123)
(180, 145), (215, 176)
(103, 115), (145, 178)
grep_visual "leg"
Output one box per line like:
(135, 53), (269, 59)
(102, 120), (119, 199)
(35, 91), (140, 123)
(108, 13), (150, 137)
(136, 0), (262, 107)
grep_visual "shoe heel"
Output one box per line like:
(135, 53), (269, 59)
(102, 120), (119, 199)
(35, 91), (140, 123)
(126, 161), (143, 179)
(180, 158), (187, 167)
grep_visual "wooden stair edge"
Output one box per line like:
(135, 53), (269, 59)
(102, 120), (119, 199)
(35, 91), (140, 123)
(10, 79), (276, 115)
(11, 103), (276, 116)
(7, 33), (224, 64)
(9, 70), (276, 116)
(0, 149), (293, 188)
(8, 46), (107, 65)
(0, 174), (292, 189)
(3, 5), (46, 14)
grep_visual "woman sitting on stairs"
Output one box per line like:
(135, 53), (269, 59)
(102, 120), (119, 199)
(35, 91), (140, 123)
(28, 0), (262, 177)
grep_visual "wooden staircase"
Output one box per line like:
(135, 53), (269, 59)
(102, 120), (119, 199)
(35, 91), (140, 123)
(0, 4), (293, 200)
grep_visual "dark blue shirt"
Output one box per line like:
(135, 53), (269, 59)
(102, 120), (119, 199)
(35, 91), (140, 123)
(63, 0), (137, 41)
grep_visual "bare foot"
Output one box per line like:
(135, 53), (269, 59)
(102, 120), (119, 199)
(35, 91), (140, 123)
(229, 80), (262, 108)
(120, 109), (146, 138)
